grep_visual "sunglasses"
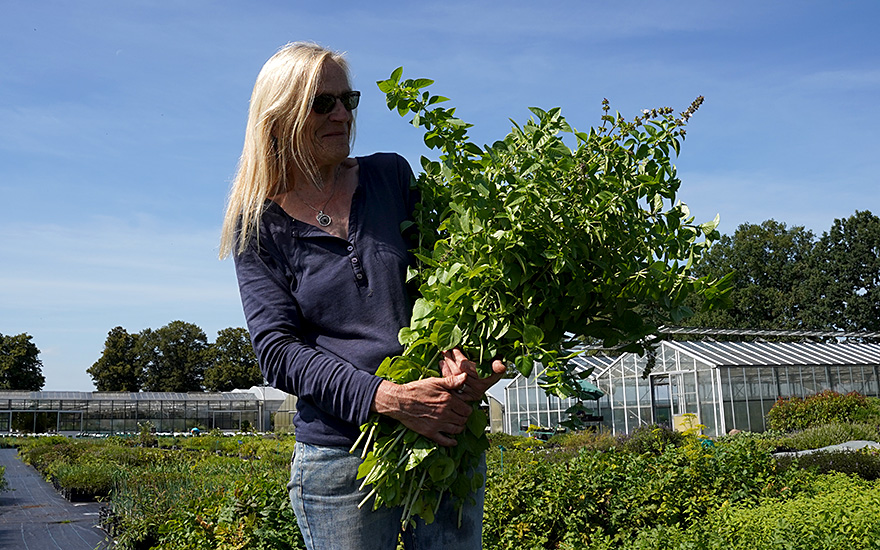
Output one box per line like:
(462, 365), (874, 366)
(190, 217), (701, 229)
(312, 91), (361, 114)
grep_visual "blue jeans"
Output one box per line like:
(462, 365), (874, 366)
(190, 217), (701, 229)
(288, 441), (485, 550)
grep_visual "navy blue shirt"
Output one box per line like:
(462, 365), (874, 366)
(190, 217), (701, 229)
(233, 153), (417, 447)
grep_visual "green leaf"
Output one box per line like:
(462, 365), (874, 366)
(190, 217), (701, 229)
(356, 453), (377, 480)
(411, 298), (434, 321)
(522, 324), (544, 348)
(398, 327), (418, 345)
(411, 78), (434, 89)
(406, 447), (434, 470)
(377, 357), (421, 383)
(433, 320), (463, 351)
(514, 355), (534, 377)
(373, 356), (394, 378)
(428, 455), (455, 482)
(464, 142), (483, 156)
(700, 213), (721, 236)
(466, 407), (487, 436)
(377, 79), (395, 93)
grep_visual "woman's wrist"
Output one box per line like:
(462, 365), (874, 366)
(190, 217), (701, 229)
(371, 380), (399, 416)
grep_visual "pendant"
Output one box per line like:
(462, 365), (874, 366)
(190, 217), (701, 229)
(316, 212), (332, 227)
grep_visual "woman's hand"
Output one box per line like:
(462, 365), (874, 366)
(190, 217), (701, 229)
(439, 348), (507, 403)
(371, 374), (473, 447)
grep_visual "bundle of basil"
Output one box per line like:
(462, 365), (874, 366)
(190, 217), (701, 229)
(350, 69), (732, 527)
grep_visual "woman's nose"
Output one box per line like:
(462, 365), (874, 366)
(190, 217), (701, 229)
(328, 98), (351, 121)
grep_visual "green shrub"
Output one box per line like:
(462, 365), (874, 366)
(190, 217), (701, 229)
(95, 443), (167, 468)
(110, 461), (194, 549)
(551, 472), (880, 550)
(772, 422), (880, 451)
(487, 432), (547, 450)
(482, 436), (807, 548)
(707, 472), (880, 549)
(110, 455), (305, 550)
(20, 430), (880, 549)
(618, 424), (685, 455)
(776, 449), (880, 481)
(53, 459), (120, 497)
(767, 390), (872, 432)
(867, 396), (880, 419)
(541, 470), (880, 550)
(156, 470), (305, 550)
(717, 428), (791, 454)
(18, 437), (85, 474)
(176, 433), (242, 454)
(137, 421), (158, 447)
(550, 428), (617, 452)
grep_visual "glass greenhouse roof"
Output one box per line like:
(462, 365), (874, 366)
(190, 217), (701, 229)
(667, 341), (880, 368)
(0, 390), (259, 402)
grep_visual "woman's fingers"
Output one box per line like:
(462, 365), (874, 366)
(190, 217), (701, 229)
(439, 350), (507, 402)
(373, 377), (472, 446)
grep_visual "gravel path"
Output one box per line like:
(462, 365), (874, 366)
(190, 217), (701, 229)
(0, 448), (111, 550)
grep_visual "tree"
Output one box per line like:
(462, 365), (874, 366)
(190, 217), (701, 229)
(809, 210), (880, 333)
(137, 321), (209, 392)
(684, 220), (819, 330)
(88, 326), (141, 391)
(204, 327), (263, 391)
(0, 332), (46, 390)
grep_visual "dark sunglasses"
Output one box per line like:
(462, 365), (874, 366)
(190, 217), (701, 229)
(312, 91), (361, 114)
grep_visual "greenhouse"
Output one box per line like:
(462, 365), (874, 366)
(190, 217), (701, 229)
(504, 339), (880, 437)
(503, 354), (615, 435)
(0, 388), (289, 434)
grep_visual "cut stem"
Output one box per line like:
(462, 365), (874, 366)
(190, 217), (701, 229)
(360, 423), (378, 459)
(357, 486), (378, 510)
(350, 419), (373, 454)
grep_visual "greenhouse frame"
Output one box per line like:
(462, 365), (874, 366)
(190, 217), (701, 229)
(0, 389), (287, 434)
(503, 354), (615, 435)
(504, 340), (880, 437)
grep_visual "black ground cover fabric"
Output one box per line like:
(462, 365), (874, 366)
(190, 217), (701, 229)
(0, 448), (110, 550)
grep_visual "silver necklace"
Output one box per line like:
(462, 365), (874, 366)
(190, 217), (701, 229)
(297, 167), (340, 227)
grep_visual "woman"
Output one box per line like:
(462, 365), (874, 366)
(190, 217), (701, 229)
(220, 42), (504, 550)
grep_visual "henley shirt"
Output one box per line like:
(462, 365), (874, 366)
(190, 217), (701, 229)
(233, 152), (417, 447)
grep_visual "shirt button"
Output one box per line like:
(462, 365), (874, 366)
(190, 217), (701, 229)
(347, 245), (353, 252)
(356, 273), (363, 279)
(351, 257), (358, 264)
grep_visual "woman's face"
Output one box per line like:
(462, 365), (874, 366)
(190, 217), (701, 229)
(305, 60), (353, 169)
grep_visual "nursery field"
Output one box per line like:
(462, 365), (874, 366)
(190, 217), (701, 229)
(3, 391), (880, 550)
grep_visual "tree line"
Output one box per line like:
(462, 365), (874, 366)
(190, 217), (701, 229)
(682, 209), (880, 335)
(0, 332), (46, 391)
(1, 323), (262, 393)
(87, 322), (263, 392)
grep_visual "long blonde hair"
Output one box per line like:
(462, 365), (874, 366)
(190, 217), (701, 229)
(220, 42), (353, 258)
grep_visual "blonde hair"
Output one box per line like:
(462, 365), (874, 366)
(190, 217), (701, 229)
(220, 42), (353, 258)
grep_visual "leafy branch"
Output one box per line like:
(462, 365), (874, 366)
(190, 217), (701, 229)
(351, 68), (733, 526)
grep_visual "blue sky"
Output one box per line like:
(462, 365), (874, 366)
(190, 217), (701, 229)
(2, 1), (878, 391)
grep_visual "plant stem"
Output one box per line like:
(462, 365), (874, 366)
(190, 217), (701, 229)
(360, 423), (377, 459)
(357, 486), (378, 510)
